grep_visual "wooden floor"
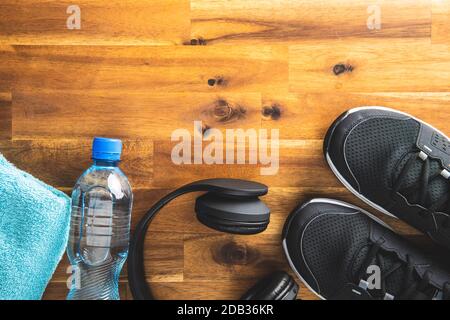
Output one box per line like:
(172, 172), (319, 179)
(0, 0), (449, 300)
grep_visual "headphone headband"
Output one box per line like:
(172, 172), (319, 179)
(128, 178), (271, 300)
(186, 178), (268, 197)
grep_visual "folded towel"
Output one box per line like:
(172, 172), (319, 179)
(0, 153), (71, 300)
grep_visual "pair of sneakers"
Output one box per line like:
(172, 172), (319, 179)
(283, 107), (450, 300)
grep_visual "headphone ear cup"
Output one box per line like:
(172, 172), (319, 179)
(196, 215), (267, 234)
(240, 271), (299, 300)
(195, 193), (270, 235)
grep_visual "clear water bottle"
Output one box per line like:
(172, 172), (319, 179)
(67, 137), (133, 300)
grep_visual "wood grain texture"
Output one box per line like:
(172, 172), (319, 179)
(289, 39), (450, 92)
(0, 92), (11, 139)
(191, 0), (431, 44)
(0, 46), (15, 91)
(0, 0), (449, 300)
(12, 91), (450, 142)
(432, 0), (450, 44)
(261, 93), (450, 139)
(0, 0), (191, 45)
(0, 139), (153, 189)
(12, 91), (262, 139)
(10, 45), (288, 93)
(152, 139), (335, 188)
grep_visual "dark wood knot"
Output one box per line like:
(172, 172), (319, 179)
(333, 63), (354, 75)
(207, 76), (226, 87)
(189, 37), (207, 46)
(213, 99), (246, 123)
(212, 241), (259, 266)
(262, 104), (281, 120)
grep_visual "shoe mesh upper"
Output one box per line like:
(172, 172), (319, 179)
(345, 117), (420, 205)
(345, 116), (450, 215)
(301, 210), (427, 298)
(302, 212), (370, 296)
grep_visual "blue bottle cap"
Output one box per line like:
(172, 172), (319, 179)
(92, 137), (122, 161)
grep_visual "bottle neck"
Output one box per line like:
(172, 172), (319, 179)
(93, 159), (120, 167)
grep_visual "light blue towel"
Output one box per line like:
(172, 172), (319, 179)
(0, 153), (71, 300)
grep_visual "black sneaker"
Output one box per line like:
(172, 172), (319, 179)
(282, 198), (450, 300)
(324, 107), (450, 249)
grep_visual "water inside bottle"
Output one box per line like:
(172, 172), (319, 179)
(67, 160), (132, 300)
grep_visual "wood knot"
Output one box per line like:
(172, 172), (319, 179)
(212, 241), (259, 266)
(262, 104), (281, 120)
(189, 37), (207, 46)
(213, 99), (246, 123)
(333, 63), (353, 75)
(207, 76), (226, 87)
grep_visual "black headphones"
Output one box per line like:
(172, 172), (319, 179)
(128, 178), (299, 300)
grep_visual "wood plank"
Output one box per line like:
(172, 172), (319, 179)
(191, 0), (431, 44)
(1, 138), (336, 189)
(432, 0), (450, 44)
(0, 139), (153, 189)
(12, 91), (262, 139)
(0, 0), (190, 45)
(261, 92), (450, 139)
(289, 39), (450, 92)
(0, 92), (12, 140)
(152, 139), (339, 188)
(13, 91), (450, 142)
(180, 232), (311, 281)
(0, 46), (15, 91)
(0, 138), (340, 190)
(11, 45), (288, 93)
(144, 232), (185, 282)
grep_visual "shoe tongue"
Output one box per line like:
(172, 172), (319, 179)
(393, 153), (449, 206)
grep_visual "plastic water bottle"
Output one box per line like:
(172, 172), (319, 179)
(67, 137), (133, 300)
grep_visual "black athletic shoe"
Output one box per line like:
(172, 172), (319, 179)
(282, 199), (450, 300)
(324, 107), (450, 249)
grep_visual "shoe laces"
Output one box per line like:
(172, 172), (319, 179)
(392, 151), (450, 228)
(356, 241), (450, 300)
